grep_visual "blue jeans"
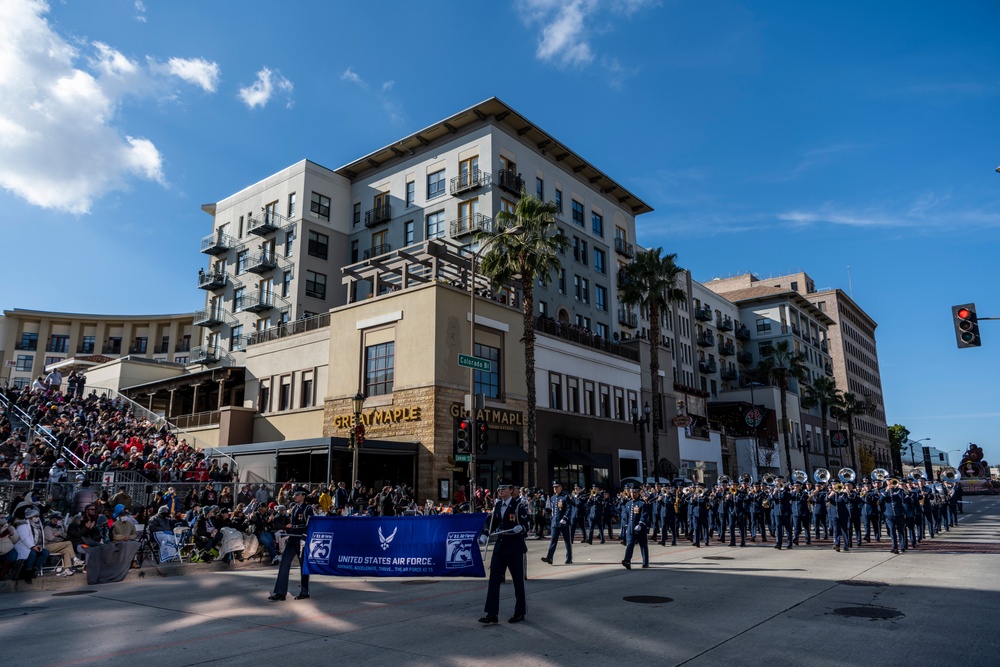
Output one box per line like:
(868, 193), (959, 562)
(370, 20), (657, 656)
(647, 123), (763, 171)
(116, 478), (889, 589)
(258, 531), (277, 559)
(24, 548), (51, 573)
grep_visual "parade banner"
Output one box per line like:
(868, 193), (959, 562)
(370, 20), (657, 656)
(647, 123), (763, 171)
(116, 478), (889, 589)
(303, 514), (488, 577)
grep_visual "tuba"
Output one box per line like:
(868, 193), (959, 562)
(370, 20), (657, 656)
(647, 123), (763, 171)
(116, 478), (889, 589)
(838, 468), (856, 484)
(761, 473), (777, 487)
(813, 468), (831, 484)
(739, 473), (753, 485)
(871, 468), (890, 482)
(718, 475), (732, 486)
(941, 467), (961, 483)
(909, 468), (926, 481)
(792, 469), (808, 485)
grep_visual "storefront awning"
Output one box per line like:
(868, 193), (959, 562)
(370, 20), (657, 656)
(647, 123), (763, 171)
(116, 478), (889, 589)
(212, 437), (419, 457)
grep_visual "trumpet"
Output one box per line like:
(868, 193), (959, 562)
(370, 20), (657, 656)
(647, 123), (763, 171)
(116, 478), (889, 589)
(813, 468), (831, 484)
(832, 482), (845, 493)
(871, 468), (890, 482)
(838, 468), (856, 484)
(792, 469), (808, 485)
(761, 473), (777, 487)
(941, 467), (961, 483)
(728, 484), (739, 495)
(887, 478), (901, 488)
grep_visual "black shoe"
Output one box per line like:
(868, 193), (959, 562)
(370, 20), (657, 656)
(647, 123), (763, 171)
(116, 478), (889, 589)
(508, 614), (525, 623)
(565, 560), (572, 565)
(540, 557), (553, 564)
(774, 545), (782, 550)
(294, 593), (310, 600)
(641, 564), (649, 569)
(671, 541), (677, 546)
(601, 540), (606, 544)
(478, 614), (499, 624)
(622, 560), (631, 570)
(268, 594), (286, 601)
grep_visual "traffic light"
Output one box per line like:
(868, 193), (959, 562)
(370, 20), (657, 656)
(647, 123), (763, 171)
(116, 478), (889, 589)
(476, 419), (490, 454)
(455, 417), (471, 454)
(355, 422), (365, 447)
(952, 303), (981, 348)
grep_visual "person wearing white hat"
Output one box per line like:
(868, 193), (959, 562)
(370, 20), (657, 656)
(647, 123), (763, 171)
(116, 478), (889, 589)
(15, 507), (50, 583)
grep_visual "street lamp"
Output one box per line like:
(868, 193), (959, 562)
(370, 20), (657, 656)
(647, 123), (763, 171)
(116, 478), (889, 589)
(350, 391), (366, 486)
(467, 225), (522, 509)
(632, 401), (651, 481)
(906, 437), (931, 469)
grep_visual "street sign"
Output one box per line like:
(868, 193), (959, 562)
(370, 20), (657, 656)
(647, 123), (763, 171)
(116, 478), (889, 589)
(454, 454), (471, 463)
(458, 353), (492, 372)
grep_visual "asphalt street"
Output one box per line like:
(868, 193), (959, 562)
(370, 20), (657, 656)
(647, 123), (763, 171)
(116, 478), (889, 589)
(3, 496), (999, 667)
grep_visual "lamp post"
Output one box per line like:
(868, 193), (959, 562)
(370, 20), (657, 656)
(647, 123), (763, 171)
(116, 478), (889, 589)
(467, 225), (522, 509)
(906, 437), (930, 469)
(744, 380), (767, 478)
(349, 391), (365, 486)
(632, 401), (651, 481)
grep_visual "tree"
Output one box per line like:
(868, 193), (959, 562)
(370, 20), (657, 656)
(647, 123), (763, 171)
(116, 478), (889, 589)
(800, 376), (840, 472)
(887, 423), (910, 477)
(831, 392), (869, 473)
(755, 340), (807, 476)
(476, 193), (568, 487)
(617, 248), (687, 476)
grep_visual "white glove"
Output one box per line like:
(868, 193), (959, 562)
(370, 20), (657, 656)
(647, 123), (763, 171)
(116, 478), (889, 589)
(478, 535), (488, 546)
(512, 525), (524, 535)
(559, 519), (567, 525)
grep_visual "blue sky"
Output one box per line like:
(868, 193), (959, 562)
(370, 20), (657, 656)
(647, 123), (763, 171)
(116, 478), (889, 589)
(2, 0), (998, 466)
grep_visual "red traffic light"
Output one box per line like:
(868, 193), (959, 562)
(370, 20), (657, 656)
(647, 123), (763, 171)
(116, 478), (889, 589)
(957, 308), (971, 319)
(458, 418), (470, 431)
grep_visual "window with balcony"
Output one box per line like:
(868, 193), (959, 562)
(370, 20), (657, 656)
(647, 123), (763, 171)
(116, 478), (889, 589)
(234, 287), (245, 311)
(18, 332), (38, 350)
(236, 250), (248, 274)
(365, 341), (395, 396)
(427, 169), (446, 199)
(80, 336), (95, 354)
(310, 192), (330, 221)
(307, 230), (329, 260)
(305, 270), (326, 300)
(48, 335), (69, 353)
(572, 199), (584, 226)
(284, 228), (295, 257)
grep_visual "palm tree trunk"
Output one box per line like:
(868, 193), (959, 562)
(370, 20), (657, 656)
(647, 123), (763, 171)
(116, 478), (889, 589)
(847, 418), (858, 472)
(648, 303), (662, 476)
(779, 383), (793, 475)
(821, 409), (831, 470)
(521, 276), (537, 487)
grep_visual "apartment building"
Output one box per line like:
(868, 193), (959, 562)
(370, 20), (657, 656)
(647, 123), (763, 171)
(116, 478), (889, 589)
(0, 308), (195, 387)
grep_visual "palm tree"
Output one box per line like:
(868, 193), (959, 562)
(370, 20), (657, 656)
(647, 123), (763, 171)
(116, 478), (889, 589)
(476, 193), (568, 487)
(800, 376), (840, 472)
(755, 340), (807, 476)
(831, 392), (868, 473)
(617, 248), (687, 477)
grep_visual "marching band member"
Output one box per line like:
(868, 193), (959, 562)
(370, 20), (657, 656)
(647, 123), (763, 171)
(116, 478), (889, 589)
(480, 478), (530, 624)
(620, 482), (651, 569)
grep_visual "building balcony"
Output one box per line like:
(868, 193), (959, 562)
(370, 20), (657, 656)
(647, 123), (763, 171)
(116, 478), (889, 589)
(821, 340), (828, 352)
(238, 291), (287, 314)
(153, 343), (170, 354)
(699, 360), (717, 374)
(614, 237), (635, 258)
(449, 213), (494, 238)
(737, 351), (753, 366)
(45, 342), (69, 353)
(734, 324), (751, 341)
(450, 169), (489, 196)
(534, 316), (638, 362)
(200, 232), (235, 256)
(365, 204), (391, 228)
(697, 332), (715, 347)
(246, 211), (282, 236)
(230, 334), (247, 353)
(193, 308), (233, 328)
(190, 345), (221, 365)
(101, 343), (122, 355)
(791, 324), (801, 337)
(247, 312), (331, 347)
(825, 363), (834, 376)
(616, 268), (632, 287)
(246, 252), (279, 274)
(718, 342), (736, 356)
(720, 368), (738, 381)
(127, 344), (149, 354)
(364, 243), (392, 260)
(175, 342), (191, 353)
(694, 306), (713, 322)
(717, 318), (734, 332)
(496, 168), (524, 196)
(197, 270), (227, 290)
(14, 342), (37, 351)
(618, 309), (638, 328)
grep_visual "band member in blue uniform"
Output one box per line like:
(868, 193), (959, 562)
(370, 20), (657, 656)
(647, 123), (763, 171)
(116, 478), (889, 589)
(268, 486), (313, 601)
(880, 480), (906, 554)
(480, 479), (530, 624)
(659, 485), (678, 546)
(791, 482), (811, 545)
(541, 481), (573, 564)
(620, 482), (651, 569)
(726, 482), (748, 547)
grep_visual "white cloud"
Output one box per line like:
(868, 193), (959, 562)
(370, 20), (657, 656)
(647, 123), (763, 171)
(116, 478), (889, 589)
(342, 67), (403, 125)
(166, 57), (220, 93)
(341, 66), (367, 89)
(0, 0), (168, 214)
(134, 0), (147, 23)
(238, 67), (294, 109)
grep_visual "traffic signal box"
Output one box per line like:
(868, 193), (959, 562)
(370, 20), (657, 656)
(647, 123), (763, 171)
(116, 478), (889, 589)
(952, 303), (982, 349)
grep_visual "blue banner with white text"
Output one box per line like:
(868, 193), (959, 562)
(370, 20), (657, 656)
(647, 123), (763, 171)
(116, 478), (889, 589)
(303, 514), (488, 577)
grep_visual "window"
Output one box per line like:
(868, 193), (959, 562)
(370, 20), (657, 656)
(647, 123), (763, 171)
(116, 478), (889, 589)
(405, 180), (415, 207)
(756, 317), (771, 334)
(791, 281), (799, 292)
(353, 202), (361, 227)
(592, 212), (603, 237)
(575, 276), (589, 303)
(174, 356), (188, 365)
(572, 199), (584, 226)
(259, 381), (270, 413)
(567, 378), (580, 413)
(539, 300), (547, 316)
(234, 287), (246, 311)
(80, 336), (95, 354)
(365, 341), (395, 396)
(131, 337), (147, 354)
(231, 324), (243, 351)
(278, 379), (291, 411)
(549, 373), (563, 410)
(404, 220), (415, 244)
(555, 189), (563, 212)
(558, 269), (566, 294)
(19, 332), (38, 350)
(310, 192), (330, 220)
(48, 335), (69, 353)
(536, 177), (544, 200)
(351, 240), (359, 263)
(474, 343), (501, 398)
(301, 376), (314, 408)
(236, 250), (248, 274)
(305, 270), (326, 300)
(594, 247), (606, 274)
(758, 341), (773, 357)
(596, 322), (608, 339)
(287, 192), (296, 218)
(426, 210), (445, 239)
(238, 215), (244, 238)
(573, 237), (587, 264)
(427, 169), (446, 199)
(264, 200), (279, 225)
(45, 356), (62, 367)
(595, 285), (607, 311)
(307, 230), (329, 260)
(280, 309), (290, 324)
(15, 355), (32, 372)
(282, 271), (292, 298)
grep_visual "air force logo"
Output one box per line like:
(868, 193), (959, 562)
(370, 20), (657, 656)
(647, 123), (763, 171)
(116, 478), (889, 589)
(445, 531), (476, 569)
(309, 532), (334, 565)
(378, 526), (398, 551)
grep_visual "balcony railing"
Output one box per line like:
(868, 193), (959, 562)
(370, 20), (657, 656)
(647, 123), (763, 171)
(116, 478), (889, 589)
(365, 204), (391, 228)
(721, 368), (738, 381)
(614, 237), (635, 258)
(718, 342), (736, 356)
(45, 341), (70, 353)
(190, 346), (221, 365)
(825, 363), (834, 376)
(77, 343), (95, 354)
(200, 232), (235, 256)
(193, 308), (235, 328)
(717, 318), (734, 332)
(230, 334), (247, 353)
(128, 344), (149, 354)
(172, 410), (221, 429)
(496, 169), (524, 196)
(699, 360), (718, 374)
(247, 312), (331, 347)
(153, 343), (171, 354)
(450, 169), (489, 196)
(618, 309), (638, 328)
(247, 211), (283, 236)
(694, 306), (713, 322)
(697, 332), (715, 347)
(734, 324), (751, 341)
(737, 351), (753, 366)
(238, 291), (287, 314)
(197, 270), (227, 290)
(616, 268), (632, 287)
(246, 252), (279, 274)
(101, 343), (122, 355)
(821, 340), (828, 352)
(449, 213), (494, 238)
(14, 342), (37, 351)
(534, 316), (639, 362)
(175, 342), (191, 353)
(364, 243), (392, 260)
